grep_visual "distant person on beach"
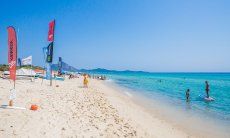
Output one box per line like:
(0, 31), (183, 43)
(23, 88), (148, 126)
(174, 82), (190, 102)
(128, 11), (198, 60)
(83, 74), (89, 88)
(186, 89), (190, 102)
(205, 81), (210, 98)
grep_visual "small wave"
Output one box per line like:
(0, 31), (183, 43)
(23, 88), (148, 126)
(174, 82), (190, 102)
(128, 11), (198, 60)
(105, 79), (113, 82)
(124, 91), (133, 97)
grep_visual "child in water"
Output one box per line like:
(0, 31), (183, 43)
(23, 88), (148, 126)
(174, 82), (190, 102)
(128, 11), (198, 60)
(83, 74), (89, 88)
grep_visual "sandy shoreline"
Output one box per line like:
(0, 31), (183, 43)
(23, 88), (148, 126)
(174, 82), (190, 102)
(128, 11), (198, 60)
(103, 79), (230, 138)
(0, 77), (197, 137)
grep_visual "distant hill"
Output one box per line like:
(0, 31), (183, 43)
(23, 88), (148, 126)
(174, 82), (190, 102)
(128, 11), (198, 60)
(79, 68), (112, 73)
(52, 62), (78, 72)
(78, 68), (150, 74)
(1, 64), (147, 74)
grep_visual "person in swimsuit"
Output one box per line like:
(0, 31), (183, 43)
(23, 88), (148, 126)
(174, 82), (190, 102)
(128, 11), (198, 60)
(83, 74), (89, 88)
(186, 89), (190, 102)
(205, 81), (210, 98)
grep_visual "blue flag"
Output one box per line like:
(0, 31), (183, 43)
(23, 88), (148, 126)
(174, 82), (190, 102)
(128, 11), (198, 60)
(18, 58), (21, 67)
(43, 46), (52, 80)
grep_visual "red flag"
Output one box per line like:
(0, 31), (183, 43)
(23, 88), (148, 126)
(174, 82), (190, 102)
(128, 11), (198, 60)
(48, 20), (55, 41)
(7, 26), (17, 81)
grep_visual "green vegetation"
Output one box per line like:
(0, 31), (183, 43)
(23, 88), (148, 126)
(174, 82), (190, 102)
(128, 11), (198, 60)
(0, 64), (9, 71)
(0, 64), (44, 71)
(20, 65), (44, 70)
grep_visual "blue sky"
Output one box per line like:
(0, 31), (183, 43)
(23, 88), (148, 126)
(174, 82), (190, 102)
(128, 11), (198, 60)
(0, 0), (230, 72)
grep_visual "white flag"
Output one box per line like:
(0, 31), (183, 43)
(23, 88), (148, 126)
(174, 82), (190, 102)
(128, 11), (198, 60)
(21, 56), (32, 65)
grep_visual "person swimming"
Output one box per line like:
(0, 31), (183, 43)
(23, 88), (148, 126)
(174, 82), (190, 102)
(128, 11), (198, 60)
(186, 89), (190, 102)
(205, 81), (210, 98)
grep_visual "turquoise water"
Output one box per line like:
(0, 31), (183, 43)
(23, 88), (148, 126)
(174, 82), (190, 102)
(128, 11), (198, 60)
(92, 71), (230, 126)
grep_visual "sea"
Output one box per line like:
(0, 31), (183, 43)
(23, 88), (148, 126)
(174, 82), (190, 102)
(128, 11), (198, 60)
(89, 70), (230, 136)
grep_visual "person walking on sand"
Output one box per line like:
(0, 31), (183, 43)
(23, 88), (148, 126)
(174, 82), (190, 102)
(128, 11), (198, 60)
(83, 74), (89, 88)
(186, 89), (190, 102)
(205, 81), (210, 98)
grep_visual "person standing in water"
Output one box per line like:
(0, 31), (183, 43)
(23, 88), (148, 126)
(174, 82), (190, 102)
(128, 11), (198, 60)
(205, 81), (210, 98)
(186, 89), (190, 102)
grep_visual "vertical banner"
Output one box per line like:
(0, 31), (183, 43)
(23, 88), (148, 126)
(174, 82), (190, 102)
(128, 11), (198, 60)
(46, 63), (52, 80)
(45, 42), (53, 80)
(18, 58), (21, 67)
(46, 42), (53, 63)
(48, 20), (55, 42)
(46, 20), (55, 85)
(7, 26), (17, 81)
(42, 47), (48, 79)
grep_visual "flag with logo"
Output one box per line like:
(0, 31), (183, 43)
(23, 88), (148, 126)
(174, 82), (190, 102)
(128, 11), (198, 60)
(46, 42), (53, 63)
(21, 56), (32, 65)
(7, 26), (17, 81)
(18, 58), (22, 67)
(43, 44), (52, 80)
(48, 20), (55, 42)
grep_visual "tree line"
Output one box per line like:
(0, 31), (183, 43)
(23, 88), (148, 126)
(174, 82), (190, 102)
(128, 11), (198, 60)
(0, 64), (43, 71)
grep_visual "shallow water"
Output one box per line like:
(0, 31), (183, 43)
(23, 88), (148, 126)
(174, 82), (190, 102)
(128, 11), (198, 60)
(92, 72), (230, 127)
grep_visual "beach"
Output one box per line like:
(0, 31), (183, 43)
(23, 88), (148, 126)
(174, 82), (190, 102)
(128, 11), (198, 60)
(1, 0), (229, 137)
(0, 76), (196, 138)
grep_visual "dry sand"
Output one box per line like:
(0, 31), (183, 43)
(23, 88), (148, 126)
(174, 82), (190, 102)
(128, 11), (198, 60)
(0, 77), (195, 138)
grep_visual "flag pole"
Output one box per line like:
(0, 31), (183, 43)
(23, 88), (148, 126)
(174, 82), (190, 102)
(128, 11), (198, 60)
(51, 20), (55, 86)
(50, 20), (55, 86)
(14, 28), (19, 89)
(31, 63), (33, 82)
(11, 28), (18, 106)
(7, 26), (18, 107)
(47, 19), (55, 86)
(13, 80), (15, 89)
(50, 63), (52, 86)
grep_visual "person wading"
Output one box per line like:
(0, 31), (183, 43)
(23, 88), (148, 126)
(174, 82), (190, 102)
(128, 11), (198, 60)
(205, 81), (210, 98)
(186, 89), (190, 102)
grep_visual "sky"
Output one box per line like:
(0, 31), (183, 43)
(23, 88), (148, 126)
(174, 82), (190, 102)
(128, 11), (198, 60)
(0, 0), (230, 72)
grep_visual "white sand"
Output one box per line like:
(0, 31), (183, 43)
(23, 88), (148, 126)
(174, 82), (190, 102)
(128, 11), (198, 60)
(0, 77), (195, 138)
